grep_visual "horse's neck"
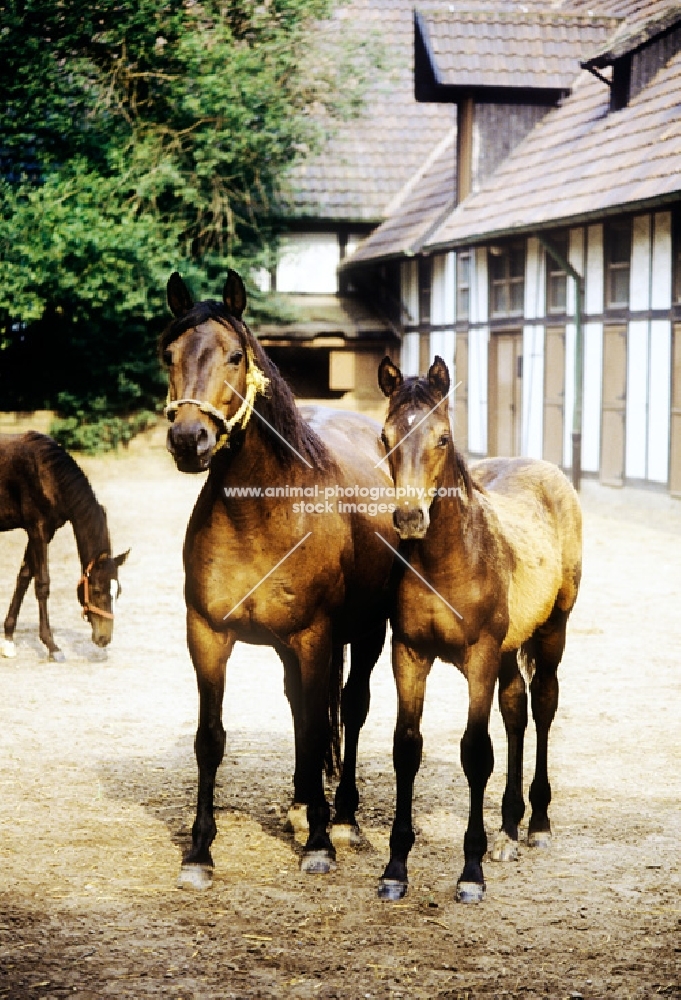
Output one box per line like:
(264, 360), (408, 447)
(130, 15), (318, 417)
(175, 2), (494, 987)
(64, 483), (111, 568)
(422, 450), (475, 562)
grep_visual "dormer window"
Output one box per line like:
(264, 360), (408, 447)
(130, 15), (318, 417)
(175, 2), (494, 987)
(610, 54), (631, 112)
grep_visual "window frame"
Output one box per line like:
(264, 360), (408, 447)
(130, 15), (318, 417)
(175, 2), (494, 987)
(545, 231), (569, 315)
(489, 241), (525, 319)
(604, 218), (632, 310)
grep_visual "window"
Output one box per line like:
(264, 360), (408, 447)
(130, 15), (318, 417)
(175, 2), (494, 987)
(489, 242), (525, 318)
(605, 219), (631, 308)
(457, 252), (471, 320)
(546, 232), (569, 314)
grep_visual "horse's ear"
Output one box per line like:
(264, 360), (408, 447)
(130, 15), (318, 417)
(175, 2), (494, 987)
(113, 549), (130, 568)
(428, 355), (450, 399)
(167, 272), (194, 318)
(223, 270), (247, 320)
(378, 356), (403, 397)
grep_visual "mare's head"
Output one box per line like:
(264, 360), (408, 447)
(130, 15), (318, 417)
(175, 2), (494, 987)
(379, 355), (453, 540)
(161, 271), (256, 473)
(77, 550), (130, 647)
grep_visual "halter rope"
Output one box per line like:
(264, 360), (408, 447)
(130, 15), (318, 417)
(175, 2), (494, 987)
(78, 560), (115, 620)
(163, 344), (269, 452)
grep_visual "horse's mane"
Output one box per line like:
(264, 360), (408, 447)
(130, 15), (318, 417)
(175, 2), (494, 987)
(388, 377), (474, 499)
(27, 432), (111, 558)
(160, 301), (331, 470)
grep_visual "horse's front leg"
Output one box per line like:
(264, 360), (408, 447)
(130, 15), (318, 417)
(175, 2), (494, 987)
(333, 621), (386, 845)
(289, 619), (337, 874)
(30, 532), (63, 661)
(2, 544), (34, 658)
(457, 634), (499, 903)
(178, 606), (235, 890)
(378, 638), (433, 901)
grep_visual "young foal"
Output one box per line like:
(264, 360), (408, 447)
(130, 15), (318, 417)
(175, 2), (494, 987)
(0, 432), (128, 660)
(161, 270), (396, 887)
(377, 356), (582, 903)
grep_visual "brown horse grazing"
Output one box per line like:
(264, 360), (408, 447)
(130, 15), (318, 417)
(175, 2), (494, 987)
(0, 432), (129, 660)
(376, 355), (582, 903)
(160, 270), (396, 888)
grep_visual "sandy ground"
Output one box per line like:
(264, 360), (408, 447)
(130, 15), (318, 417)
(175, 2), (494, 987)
(0, 429), (679, 999)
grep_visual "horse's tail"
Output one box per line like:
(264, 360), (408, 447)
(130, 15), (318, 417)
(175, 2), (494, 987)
(324, 639), (345, 778)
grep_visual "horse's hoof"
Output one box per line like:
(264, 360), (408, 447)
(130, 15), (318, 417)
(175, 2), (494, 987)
(285, 803), (308, 836)
(331, 823), (361, 847)
(528, 830), (552, 849)
(490, 830), (519, 862)
(300, 850), (336, 874)
(177, 864), (213, 890)
(378, 878), (408, 901)
(456, 880), (486, 904)
(49, 649), (66, 662)
(1, 639), (16, 658)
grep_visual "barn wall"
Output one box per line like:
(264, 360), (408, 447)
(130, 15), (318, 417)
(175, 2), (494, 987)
(522, 238), (544, 458)
(563, 227), (585, 468)
(468, 247), (488, 454)
(277, 234), (341, 294)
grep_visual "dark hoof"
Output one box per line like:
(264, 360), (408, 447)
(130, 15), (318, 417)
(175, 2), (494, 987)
(331, 823), (361, 847)
(456, 880), (485, 904)
(490, 830), (519, 862)
(49, 649), (66, 662)
(378, 878), (408, 901)
(177, 863), (213, 890)
(300, 850), (336, 874)
(528, 829), (552, 849)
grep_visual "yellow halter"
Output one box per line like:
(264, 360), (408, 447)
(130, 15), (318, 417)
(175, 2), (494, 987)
(164, 344), (269, 452)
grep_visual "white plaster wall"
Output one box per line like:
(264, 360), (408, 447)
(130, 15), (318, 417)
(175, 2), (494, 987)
(563, 228), (584, 468)
(585, 224), (604, 315)
(625, 320), (649, 479)
(652, 212), (672, 310)
(582, 321), (603, 473)
(431, 252), (455, 326)
(648, 320), (671, 483)
(524, 237), (545, 320)
(401, 332), (420, 377)
(522, 323), (544, 459)
(630, 215), (651, 311)
(472, 247), (488, 325)
(468, 325), (488, 455)
(276, 233), (340, 294)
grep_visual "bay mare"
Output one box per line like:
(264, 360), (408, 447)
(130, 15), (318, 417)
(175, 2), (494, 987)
(161, 270), (397, 886)
(0, 432), (128, 660)
(377, 355), (582, 903)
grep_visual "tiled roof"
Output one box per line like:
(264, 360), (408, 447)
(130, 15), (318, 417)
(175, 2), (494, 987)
(418, 10), (620, 93)
(426, 48), (681, 250)
(283, 0), (456, 223)
(578, 0), (681, 64)
(345, 126), (457, 264)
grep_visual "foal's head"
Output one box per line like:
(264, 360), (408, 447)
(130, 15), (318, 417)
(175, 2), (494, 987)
(379, 356), (452, 540)
(77, 550), (129, 647)
(161, 271), (252, 473)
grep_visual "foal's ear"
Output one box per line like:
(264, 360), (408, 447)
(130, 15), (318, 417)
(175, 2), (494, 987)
(113, 549), (130, 568)
(378, 356), (403, 397)
(428, 355), (450, 399)
(167, 272), (194, 318)
(223, 270), (247, 320)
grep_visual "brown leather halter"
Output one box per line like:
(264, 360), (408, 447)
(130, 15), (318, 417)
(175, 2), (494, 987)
(78, 560), (115, 620)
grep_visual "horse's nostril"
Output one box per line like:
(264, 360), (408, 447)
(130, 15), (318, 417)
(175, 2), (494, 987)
(196, 427), (210, 456)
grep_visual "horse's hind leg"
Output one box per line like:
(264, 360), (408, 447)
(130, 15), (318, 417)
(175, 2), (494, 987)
(491, 650), (528, 862)
(179, 607), (235, 890)
(528, 605), (569, 848)
(333, 621), (386, 844)
(2, 544), (33, 658)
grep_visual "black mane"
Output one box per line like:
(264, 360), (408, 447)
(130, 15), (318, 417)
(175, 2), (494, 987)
(160, 302), (331, 470)
(28, 432), (111, 561)
(389, 376), (473, 499)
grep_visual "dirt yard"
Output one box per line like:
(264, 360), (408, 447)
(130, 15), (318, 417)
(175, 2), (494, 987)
(0, 428), (679, 999)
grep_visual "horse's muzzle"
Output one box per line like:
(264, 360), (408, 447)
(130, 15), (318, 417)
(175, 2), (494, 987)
(166, 421), (216, 473)
(393, 506), (429, 539)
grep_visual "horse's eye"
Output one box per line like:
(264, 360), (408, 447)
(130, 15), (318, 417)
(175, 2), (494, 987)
(163, 349), (172, 366)
(380, 433), (389, 449)
(437, 434), (450, 448)
(228, 350), (243, 365)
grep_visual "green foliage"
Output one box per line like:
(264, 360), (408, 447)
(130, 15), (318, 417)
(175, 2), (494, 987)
(0, 0), (383, 443)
